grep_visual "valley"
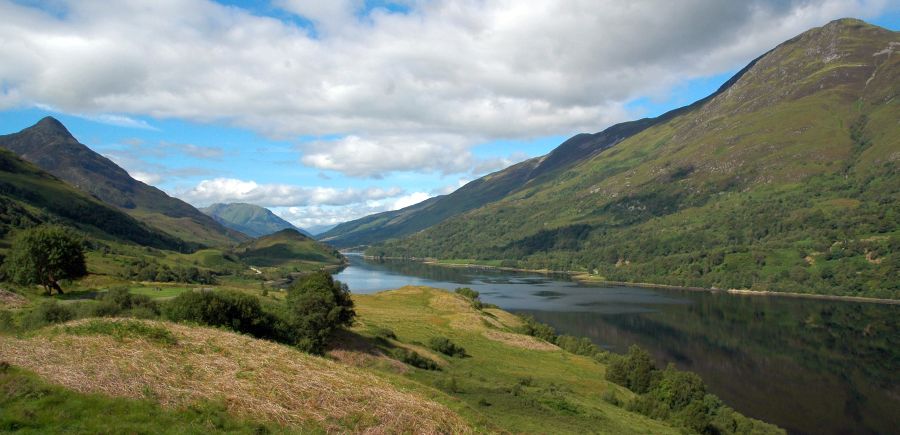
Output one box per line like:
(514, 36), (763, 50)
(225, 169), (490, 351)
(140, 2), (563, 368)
(0, 12), (897, 435)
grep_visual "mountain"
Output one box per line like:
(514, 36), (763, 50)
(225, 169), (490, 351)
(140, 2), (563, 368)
(201, 203), (311, 238)
(0, 148), (185, 251)
(235, 229), (345, 269)
(0, 118), (249, 247)
(370, 19), (900, 298)
(320, 35), (763, 249)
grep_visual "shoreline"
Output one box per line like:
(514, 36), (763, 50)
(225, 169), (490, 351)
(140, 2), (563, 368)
(361, 255), (900, 305)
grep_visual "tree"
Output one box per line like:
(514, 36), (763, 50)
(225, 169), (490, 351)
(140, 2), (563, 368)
(285, 270), (355, 354)
(1, 225), (86, 294)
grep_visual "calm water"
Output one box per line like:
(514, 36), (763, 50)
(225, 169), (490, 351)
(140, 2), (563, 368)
(335, 255), (900, 435)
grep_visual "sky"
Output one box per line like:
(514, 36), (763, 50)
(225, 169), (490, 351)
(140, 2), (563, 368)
(0, 0), (898, 234)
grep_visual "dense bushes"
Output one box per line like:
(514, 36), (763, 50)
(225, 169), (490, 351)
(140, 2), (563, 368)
(428, 336), (467, 357)
(93, 287), (160, 318)
(391, 348), (439, 370)
(606, 345), (780, 434)
(518, 315), (607, 358)
(163, 290), (279, 340)
(605, 345), (656, 393)
(162, 272), (355, 354)
(119, 259), (216, 285)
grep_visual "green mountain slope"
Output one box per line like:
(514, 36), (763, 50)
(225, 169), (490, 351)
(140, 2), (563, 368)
(320, 34), (768, 249)
(0, 118), (248, 247)
(236, 229), (345, 268)
(371, 19), (900, 298)
(0, 148), (185, 251)
(201, 202), (311, 238)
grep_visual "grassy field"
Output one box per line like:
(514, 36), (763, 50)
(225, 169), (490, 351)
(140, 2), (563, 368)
(0, 283), (787, 433)
(339, 286), (680, 434)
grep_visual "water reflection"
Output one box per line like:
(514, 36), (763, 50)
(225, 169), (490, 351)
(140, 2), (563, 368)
(335, 255), (900, 435)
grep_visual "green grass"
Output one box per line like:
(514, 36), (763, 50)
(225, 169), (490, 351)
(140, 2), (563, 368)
(349, 287), (680, 434)
(0, 365), (285, 434)
(59, 319), (178, 345)
(128, 286), (195, 299)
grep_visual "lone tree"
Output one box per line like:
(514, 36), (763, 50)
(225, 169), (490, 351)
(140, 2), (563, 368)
(1, 225), (86, 294)
(285, 270), (355, 354)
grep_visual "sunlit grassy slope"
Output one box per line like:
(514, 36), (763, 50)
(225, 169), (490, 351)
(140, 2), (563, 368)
(339, 286), (681, 434)
(0, 318), (469, 433)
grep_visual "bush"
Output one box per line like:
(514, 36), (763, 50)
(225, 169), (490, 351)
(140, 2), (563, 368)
(283, 271), (355, 354)
(517, 314), (558, 343)
(92, 287), (160, 318)
(164, 290), (277, 340)
(428, 336), (467, 357)
(605, 345), (656, 394)
(653, 364), (706, 411)
(371, 326), (397, 341)
(555, 335), (604, 357)
(25, 300), (76, 328)
(391, 348), (439, 370)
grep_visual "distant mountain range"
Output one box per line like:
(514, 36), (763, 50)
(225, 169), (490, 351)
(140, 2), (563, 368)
(357, 18), (898, 298)
(201, 203), (311, 238)
(0, 117), (248, 248)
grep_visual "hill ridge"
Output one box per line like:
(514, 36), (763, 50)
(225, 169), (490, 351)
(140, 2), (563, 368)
(0, 117), (249, 247)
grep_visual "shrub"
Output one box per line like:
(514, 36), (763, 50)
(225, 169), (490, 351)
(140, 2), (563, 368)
(391, 348), (439, 370)
(555, 335), (604, 357)
(164, 290), (277, 340)
(428, 336), (467, 357)
(371, 326), (397, 341)
(605, 345), (656, 394)
(24, 300), (76, 328)
(283, 271), (355, 354)
(653, 364), (706, 411)
(517, 314), (558, 343)
(601, 389), (621, 407)
(92, 287), (160, 318)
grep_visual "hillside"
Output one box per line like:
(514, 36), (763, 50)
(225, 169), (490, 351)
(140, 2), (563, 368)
(235, 229), (345, 269)
(0, 287), (780, 433)
(319, 48), (766, 249)
(201, 202), (311, 238)
(0, 318), (468, 433)
(0, 118), (248, 247)
(0, 148), (185, 251)
(371, 19), (900, 298)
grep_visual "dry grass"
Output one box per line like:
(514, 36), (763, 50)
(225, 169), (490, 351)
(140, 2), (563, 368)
(481, 330), (559, 351)
(482, 309), (524, 330)
(0, 288), (27, 309)
(0, 318), (470, 434)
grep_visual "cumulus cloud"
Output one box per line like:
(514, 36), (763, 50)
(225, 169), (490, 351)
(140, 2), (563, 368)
(271, 190), (434, 231)
(300, 134), (474, 177)
(176, 177), (405, 207)
(0, 0), (889, 178)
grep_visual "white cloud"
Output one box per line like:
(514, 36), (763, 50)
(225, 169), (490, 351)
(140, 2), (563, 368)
(176, 177), (404, 207)
(0, 0), (888, 178)
(270, 190), (435, 230)
(300, 134), (474, 177)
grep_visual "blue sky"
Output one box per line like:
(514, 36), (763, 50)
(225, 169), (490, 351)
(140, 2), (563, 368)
(1, 1), (897, 233)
